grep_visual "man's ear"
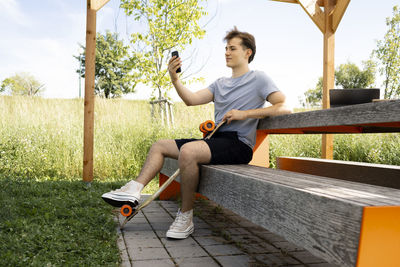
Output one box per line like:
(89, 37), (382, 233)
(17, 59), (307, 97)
(246, 48), (252, 59)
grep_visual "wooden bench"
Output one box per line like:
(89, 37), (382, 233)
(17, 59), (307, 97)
(159, 100), (400, 267)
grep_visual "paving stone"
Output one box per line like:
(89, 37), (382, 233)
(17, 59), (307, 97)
(214, 255), (255, 267)
(131, 259), (175, 267)
(194, 235), (230, 246)
(167, 244), (208, 258)
(193, 220), (211, 229)
(121, 260), (131, 267)
(230, 235), (280, 253)
(124, 230), (158, 239)
(147, 216), (174, 223)
(116, 226), (130, 263)
(251, 231), (288, 243)
(174, 256), (220, 267)
(128, 247), (170, 261)
(190, 228), (214, 237)
(290, 251), (327, 264)
(253, 253), (301, 266)
(155, 230), (168, 238)
(125, 237), (164, 248)
(203, 244), (244, 256)
(123, 223), (153, 232)
(149, 222), (173, 231)
(161, 237), (198, 247)
(224, 227), (252, 236)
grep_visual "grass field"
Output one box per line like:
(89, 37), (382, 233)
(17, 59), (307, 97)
(0, 95), (399, 266)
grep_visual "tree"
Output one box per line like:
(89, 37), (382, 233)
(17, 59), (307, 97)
(76, 31), (139, 98)
(335, 60), (376, 89)
(373, 5), (400, 99)
(0, 72), (45, 96)
(301, 61), (376, 107)
(301, 77), (323, 108)
(120, 0), (207, 102)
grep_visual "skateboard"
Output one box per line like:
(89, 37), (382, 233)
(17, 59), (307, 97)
(120, 120), (225, 229)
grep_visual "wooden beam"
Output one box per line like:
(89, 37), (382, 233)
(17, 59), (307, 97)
(332, 0), (350, 32)
(83, 1), (97, 182)
(321, 0), (335, 159)
(297, 0), (326, 33)
(270, 0), (298, 4)
(89, 0), (110, 11)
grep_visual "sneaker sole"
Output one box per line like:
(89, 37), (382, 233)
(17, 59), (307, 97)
(166, 225), (194, 239)
(102, 196), (139, 208)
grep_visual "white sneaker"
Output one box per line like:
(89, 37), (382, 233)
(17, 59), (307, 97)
(101, 180), (143, 207)
(166, 209), (194, 239)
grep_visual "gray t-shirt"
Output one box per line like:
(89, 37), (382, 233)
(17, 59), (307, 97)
(208, 70), (279, 149)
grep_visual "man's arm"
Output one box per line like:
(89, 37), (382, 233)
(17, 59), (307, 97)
(168, 55), (213, 106)
(223, 91), (292, 124)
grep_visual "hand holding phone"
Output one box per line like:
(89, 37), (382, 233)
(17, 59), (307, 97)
(171, 51), (181, 73)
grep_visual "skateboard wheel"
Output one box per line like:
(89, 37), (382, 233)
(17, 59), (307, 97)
(199, 122), (207, 133)
(203, 120), (215, 132)
(121, 204), (133, 217)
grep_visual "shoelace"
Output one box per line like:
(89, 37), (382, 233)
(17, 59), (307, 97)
(171, 212), (189, 228)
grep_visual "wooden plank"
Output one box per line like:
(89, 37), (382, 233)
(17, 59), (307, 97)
(83, 4), (96, 182)
(332, 0), (350, 32)
(89, 0), (110, 11)
(257, 100), (400, 132)
(210, 165), (400, 205)
(277, 157), (400, 190)
(322, 0), (335, 159)
(199, 165), (362, 267)
(297, 0), (325, 33)
(270, 0), (298, 4)
(161, 158), (400, 204)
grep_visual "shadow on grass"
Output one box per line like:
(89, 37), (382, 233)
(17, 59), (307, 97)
(0, 175), (124, 266)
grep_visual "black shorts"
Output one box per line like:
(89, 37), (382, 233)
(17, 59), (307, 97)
(175, 131), (253, 165)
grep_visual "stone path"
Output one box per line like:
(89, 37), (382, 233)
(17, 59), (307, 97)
(116, 195), (338, 267)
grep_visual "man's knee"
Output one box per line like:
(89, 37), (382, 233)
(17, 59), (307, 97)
(178, 142), (211, 167)
(178, 144), (196, 166)
(150, 139), (179, 158)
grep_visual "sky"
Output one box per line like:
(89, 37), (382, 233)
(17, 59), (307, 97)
(0, 0), (398, 107)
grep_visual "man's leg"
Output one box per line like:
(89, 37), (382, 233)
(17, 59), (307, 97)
(178, 140), (212, 212)
(166, 140), (211, 239)
(136, 139), (180, 186)
(102, 139), (179, 206)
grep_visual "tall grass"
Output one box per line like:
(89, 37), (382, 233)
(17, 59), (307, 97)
(0, 96), (214, 186)
(1, 96), (399, 183)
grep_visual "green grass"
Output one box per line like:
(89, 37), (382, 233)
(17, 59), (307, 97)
(0, 95), (399, 265)
(0, 176), (121, 266)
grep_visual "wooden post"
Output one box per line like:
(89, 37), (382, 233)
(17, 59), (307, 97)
(322, 0), (335, 160)
(82, 0), (110, 183)
(83, 2), (97, 182)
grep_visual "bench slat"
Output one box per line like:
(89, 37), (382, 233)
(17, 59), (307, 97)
(277, 156), (400, 190)
(258, 100), (400, 133)
(213, 164), (400, 205)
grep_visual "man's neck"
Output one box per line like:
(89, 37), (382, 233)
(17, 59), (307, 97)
(231, 65), (250, 78)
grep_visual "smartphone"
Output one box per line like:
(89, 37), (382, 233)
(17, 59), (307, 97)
(171, 51), (181, 73)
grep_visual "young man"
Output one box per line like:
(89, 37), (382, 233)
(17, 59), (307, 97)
(102, 27), (291, 239)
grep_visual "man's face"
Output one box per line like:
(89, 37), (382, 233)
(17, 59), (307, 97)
(225, 37), (251, 68)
